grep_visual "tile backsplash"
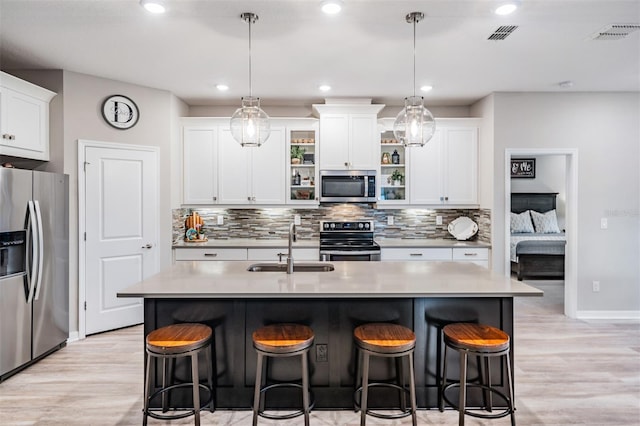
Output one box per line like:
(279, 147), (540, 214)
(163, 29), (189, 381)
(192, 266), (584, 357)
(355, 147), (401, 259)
(173, 204), (491, 243)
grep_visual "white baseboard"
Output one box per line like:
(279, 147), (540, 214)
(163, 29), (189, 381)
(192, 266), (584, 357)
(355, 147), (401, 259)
(67, 331), (80, 343)
(576, 310), (640, 320)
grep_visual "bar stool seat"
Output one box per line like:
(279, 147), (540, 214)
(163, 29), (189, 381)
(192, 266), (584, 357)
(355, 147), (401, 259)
(143, 323), (214, 426)
(354, 323), (417, 426)
(442, 323), (515, 426)
(252, 323), (314, 426)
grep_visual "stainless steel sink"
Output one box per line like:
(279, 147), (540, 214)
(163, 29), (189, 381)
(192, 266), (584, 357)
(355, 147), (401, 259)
(247, 263), (335, 272)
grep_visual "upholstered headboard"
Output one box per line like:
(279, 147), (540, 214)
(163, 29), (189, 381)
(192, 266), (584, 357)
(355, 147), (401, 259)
(511, 192), (558, 213)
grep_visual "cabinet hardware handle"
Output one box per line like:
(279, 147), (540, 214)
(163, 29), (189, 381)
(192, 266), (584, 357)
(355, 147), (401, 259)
(2, 134), (11, 140)
(10, 135), (15, 140)
(213, 196), (217, 201)
(204, 253), (217, 257)
(247, 196), (251, 201)
(410, 253), (423, 257)
(440, 196), (444, 201)
(344, 162), (349, 167)
(141, 244), (153, 249)
(277, 252), (285, 262)
(445, 196), (449, 201)
(464, 253), (478, 256)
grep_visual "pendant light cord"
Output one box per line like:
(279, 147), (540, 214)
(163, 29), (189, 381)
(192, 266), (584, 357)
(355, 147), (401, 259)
(248, 17), (252, 97)
(413, 16), (416, 98)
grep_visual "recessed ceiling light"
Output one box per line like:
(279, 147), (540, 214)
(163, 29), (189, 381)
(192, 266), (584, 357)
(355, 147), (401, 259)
(319, 85), (332, 92)
(216, 84), (229, 91)
(420, 85), (433, 92)
(140, 0), (166, 14)
(495, 2), (518, 16)
(321, 0), (343, 15)
(558, 80), (574, 89)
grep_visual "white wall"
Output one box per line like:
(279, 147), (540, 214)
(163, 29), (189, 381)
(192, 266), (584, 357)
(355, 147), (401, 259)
(491, 92), (640, 312)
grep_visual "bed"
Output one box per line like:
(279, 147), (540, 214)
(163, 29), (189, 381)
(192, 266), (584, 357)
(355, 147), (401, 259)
(510, 193), (566, 281)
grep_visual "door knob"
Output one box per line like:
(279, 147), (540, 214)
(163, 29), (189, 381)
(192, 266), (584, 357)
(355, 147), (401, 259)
(142, 243), (153, 249)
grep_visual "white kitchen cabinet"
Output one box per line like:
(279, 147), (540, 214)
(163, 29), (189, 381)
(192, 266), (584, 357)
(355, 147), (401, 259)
(247, 248), (319, 261)
(183, 125), (219, 204)
(409, 119), (479, 206)
(313, 104), (384, 170)
(0, 72), (55, 161)
(381, 247), (452, 261)
(452, 247), (489, 268)
(218, 127), (286, 205)
(174, 248), (247, 261)
(287, 119), (319, 205)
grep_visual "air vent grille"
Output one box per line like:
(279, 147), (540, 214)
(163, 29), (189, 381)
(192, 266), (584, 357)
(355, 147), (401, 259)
(488, 25), (518, 41)
(591, 23), (640, 40)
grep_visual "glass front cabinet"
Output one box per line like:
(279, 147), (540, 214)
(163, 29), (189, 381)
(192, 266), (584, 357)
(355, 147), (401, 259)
(286, 119), (319, 205)
(378, 118), (406, 205)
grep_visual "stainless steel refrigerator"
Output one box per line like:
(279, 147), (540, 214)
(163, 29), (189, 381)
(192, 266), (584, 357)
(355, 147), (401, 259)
(0, 167), (69, 382)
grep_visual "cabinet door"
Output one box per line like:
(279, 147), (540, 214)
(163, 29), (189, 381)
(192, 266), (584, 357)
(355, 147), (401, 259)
(409, 129), (443, 204)
(319, 114), (349, 169)
(218, 128), (251, 204)
(349, 114), (378, 169)
(0, 87), (48, 159)
(444, 128), (478, 205)
(183, 127), (217, 204)
(251, 126), (286, 204)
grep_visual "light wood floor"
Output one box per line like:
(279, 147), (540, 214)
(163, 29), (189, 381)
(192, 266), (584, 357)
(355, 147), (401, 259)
(1, 281), (639, 425)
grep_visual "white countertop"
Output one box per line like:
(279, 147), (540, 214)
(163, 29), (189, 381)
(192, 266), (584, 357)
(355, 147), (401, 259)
(118, 260), (540, 299)
(173, 238), (489, 249)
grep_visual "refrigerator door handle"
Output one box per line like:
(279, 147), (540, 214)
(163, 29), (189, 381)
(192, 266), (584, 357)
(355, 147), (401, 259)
(33, 200), (45, 301)
(26, 200), (39, 304)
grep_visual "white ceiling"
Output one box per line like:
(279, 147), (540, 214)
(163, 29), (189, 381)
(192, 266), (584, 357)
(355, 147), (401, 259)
(1, 0), (639, 107)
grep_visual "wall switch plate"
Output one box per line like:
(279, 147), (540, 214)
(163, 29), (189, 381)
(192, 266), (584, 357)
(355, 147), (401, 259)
(217, 215), (224, 225)
(294, 215), (301, 226)
(387, 216), (394, 226)
(600, 218), (608, 229)
(316, 344), (328, 362)
(593, 281), (600, 292)
(436, 216), (443, 225)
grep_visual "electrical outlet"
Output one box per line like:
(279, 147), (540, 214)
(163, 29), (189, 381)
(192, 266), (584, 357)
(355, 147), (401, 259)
(436, 216), (443, 226)
(217, 215), (224, 225)
(593, 281), (600, 292)
(316, 344), (328, 362)
(294, 214), (301, 226)
(387, 216), (394, 226)
(600, 218), (608, 229)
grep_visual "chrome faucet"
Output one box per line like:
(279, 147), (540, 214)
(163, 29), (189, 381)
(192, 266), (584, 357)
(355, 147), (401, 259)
(287, 222), (297, 274)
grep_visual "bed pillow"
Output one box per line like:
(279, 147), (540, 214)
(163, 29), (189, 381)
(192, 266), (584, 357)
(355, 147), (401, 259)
(530, 209), (561, 233)
(510, 211), (535, 233)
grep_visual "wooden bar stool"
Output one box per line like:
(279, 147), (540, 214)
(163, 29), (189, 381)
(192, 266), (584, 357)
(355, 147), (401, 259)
(442, 323), (515, 426)
(252, 323), (314, 426)
(354, 323), (417, 426)
(143, 323), (214, 426)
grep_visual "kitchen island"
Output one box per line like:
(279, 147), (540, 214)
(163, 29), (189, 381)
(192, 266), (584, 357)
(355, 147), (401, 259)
(118, 260), (541, 410)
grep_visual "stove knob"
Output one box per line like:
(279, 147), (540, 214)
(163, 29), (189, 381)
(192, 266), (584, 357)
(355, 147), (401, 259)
(364, 223), (370, 229)
(358, 223), (364, 229)
(323, 223), (329, 229)
(330, 223), (335, 229)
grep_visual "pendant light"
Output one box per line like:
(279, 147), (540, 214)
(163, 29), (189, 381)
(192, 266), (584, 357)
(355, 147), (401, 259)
(230, 13), (271, 147)
(393, 12), (435, 147)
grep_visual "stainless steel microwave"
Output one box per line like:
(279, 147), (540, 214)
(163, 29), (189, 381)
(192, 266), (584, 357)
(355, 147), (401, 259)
(319, 170), (376, 203)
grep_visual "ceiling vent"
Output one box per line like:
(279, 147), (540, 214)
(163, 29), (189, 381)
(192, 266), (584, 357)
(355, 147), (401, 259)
(488, 25), (518, 41)
(591, 23), (640, 40)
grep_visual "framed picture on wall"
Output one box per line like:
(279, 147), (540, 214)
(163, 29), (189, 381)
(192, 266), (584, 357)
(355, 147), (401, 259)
(511, 159), (536, 178)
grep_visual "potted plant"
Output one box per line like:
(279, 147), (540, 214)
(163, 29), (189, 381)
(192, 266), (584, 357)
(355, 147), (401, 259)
(290, 146), (305, 164)
(390, 169), (404, 186)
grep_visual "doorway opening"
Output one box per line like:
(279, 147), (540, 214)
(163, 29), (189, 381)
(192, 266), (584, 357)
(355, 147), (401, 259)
(504, 149), (578, 318)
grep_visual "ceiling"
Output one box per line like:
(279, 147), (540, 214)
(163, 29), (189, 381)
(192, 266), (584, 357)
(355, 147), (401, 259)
(1, 0), (639, 107)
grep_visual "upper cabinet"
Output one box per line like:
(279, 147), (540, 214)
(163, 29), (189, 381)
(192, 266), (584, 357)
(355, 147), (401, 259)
(183, 123), (219, 204)
(409, 119), (479, 206)
(286, 119), (319, 205)
(313, 103), (384, 170)
(0, 72), (56, 161)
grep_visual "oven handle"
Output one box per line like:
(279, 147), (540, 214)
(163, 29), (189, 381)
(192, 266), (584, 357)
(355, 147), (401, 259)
(320, 250), (381, 256)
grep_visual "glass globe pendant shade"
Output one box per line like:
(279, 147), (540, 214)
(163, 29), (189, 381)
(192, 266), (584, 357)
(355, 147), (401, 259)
(393, 96), (435, 147)
(230, 96), (271, 147)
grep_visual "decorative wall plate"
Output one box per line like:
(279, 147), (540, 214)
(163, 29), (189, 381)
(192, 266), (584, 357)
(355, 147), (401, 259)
(448, 216), (478, 241)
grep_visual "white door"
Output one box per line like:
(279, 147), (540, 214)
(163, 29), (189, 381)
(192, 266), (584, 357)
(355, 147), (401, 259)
(252, 126), (286, 204)
(83, 144), (158, 335)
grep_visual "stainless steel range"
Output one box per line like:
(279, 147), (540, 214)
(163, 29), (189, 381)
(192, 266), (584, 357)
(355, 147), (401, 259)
(319, 220), (380, 261)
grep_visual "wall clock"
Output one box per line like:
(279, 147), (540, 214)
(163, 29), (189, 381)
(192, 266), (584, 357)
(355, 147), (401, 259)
(101, 95), (139, 129)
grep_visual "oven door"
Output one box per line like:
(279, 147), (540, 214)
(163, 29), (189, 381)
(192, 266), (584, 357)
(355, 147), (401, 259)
(320, 250), (381, 262)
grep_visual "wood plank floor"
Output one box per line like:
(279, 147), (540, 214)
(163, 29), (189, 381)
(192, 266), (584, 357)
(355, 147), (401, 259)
(1, 281), (639, 425)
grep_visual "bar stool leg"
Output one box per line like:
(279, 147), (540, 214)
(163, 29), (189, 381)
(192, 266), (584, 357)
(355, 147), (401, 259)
(436, 326), (444, 411)
(408, 352), (417, 426)
(205, 345), (215, 412)
(161, 358), (169, 412)
(440, 345), (448, 412)
(252, 352), (264, 426)
(396, 357), (406, 411)
(485, 357), (493, 412)
(505, 352), (516, 426)
(354, 348), (362, 412)
(191, 352), (201, 426)
(458, 350), (467, 426)
(360, 351), (370, 426)
(302, 351), (311, 426)
(143, 352), (152, 426)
